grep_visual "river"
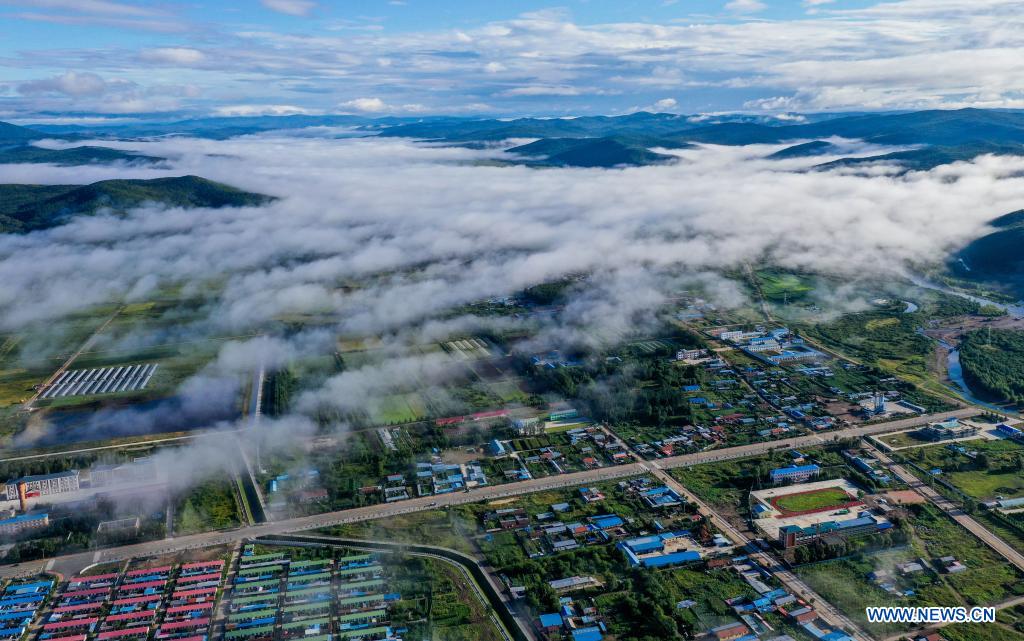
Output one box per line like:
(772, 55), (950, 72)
(909, 274), (1022, 415)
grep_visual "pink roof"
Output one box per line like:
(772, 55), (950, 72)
(111, 595), (162, 606)
(60, 588), (110, 598)
(97, 627), (151, 639)
(70, 573), (119, 583)
(181, 560), (223, 570)
(158, 618), (208, 631)
(42, 635), (87, 641)
(52, 603), (104, 614)
(165, 603), (213, 615)
(175, 573), (220, 584)
(105, 611), (155, 622)
(170, 588), (216, 599)
(156, 635), (205, 641)
(125, 566), (171, 576)
(43, 618), (98, 630)
(118, 581), (165, 591)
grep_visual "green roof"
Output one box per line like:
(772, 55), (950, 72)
(282, 586), (333, 598)
(228, 609), (277, 621)
(240, 553), (286, 564)
(225, 625), (276, 639)
(337, 565), (381, 576)
(337, 609), (386, 623)
(338, 593), (385, 607)
(337, 626), (389, 639)
(229, 593), (279, 605)
(238, 564), (284, 575)
(282, 602), (331, 614)
(337, 579), (385, 592)
(281, 617), (329, 630)
(288, 559), (333, 569)
(233, 578), (279, 589)
(286, 571), (331, 583)
(336, 554), (373, 564)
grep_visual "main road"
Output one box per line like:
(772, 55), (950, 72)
(863, 440), (1024, 573)
(0, 408), (977, 579)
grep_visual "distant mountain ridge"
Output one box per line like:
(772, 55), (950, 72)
(0, 176), (272, 234)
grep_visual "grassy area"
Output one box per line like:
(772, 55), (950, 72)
(175, 477), (242, 534)
(797, 503), (1024, 637)
(901, 438), (1024, 501)
(773, 487), (854, 514)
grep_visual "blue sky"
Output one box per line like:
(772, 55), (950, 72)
(1, 0), (1022, 119)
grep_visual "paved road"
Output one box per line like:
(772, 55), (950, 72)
(593, 420), (875, 641)
(0, 409), (977, 580)
(863, 441), (1024, 573)
(657, 408), (977, 470)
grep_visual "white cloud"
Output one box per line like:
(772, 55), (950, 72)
(338, 97), (426, 113)
(213, 104), (316, 116)
(260, 0), (316, 17)
(726, 0), (767, 13)
(19, 71), (118, 97)
(139, 47), (205, 65)
(651, 98), (679, 112)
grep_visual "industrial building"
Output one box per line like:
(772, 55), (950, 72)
(918, 417), (978, 441)
(3, 470), (80, 502)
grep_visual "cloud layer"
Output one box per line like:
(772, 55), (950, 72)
(2, 0), (1024, 115)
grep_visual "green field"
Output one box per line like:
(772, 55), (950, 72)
(773, 487), (854, 513)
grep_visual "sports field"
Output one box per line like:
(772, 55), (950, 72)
(772, 487), (856, 515)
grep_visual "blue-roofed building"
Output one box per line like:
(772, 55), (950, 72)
(778, 514), (890, 548)
(590, 515), (623, 530)
(489, 439), (507, 456)
(0, 513), (48, 536)
(769, 464), (820, 484)
(538, 613), (563, 630)
(572, 627), (603, 641)
(619, 533), (702, 567)
(682, 384), (701, 392)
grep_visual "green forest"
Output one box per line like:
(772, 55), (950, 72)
(959, 328), (1024, 404)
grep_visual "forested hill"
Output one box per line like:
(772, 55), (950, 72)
(0, 176), (273, 234)
(959, 329), (1024, 404)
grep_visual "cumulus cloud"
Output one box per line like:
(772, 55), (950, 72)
(19, 71), (116, 97)
(337, 98), (426, 114)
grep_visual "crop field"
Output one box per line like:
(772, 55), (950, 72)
(771, 487), (856, 515)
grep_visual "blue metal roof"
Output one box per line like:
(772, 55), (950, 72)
(539, 613), (563, 628)
(571, 627), (603, 641)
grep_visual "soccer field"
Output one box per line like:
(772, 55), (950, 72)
(772, 487), (855, 514)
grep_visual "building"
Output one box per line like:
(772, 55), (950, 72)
(918, 418), (978, 441)
(0, 513), (48, 536)
(769, 464), (820, 485)
(3, 470), (80, 502)
(618, 533), (702, 568)
(548, 576), (600, 592)
(709, 621), (751, 641)
(777, 513), (891, 549)
(747, 337), (781, 352)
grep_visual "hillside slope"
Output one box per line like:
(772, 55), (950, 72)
(0, 176), (272, 234)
